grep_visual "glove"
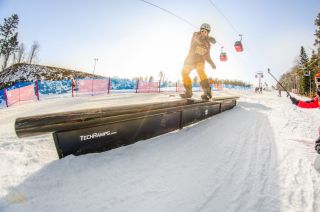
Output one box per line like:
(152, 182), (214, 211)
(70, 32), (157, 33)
(290, 96), (299, 105)
(315, 137), (320, 154)
(210, 63), (216, 70)
(208, 36), (216, 44)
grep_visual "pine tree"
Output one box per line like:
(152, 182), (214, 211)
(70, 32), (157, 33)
(298, 46), (310, 95)
(314, 13), (320, 52)
(0, 14), (19, 70)
(313, 13), (320, 95)
(299, 46), (309, 67)
(279, 13), (320, 96)
(308, 50), (319, 95)
(313, 13), (320, 68)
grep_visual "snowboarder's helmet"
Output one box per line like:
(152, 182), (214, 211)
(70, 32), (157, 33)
(200, 23), (211, 32)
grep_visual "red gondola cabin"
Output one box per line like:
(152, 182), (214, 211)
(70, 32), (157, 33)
(220, 52), (228, 61)
(234, 41), (243, 52)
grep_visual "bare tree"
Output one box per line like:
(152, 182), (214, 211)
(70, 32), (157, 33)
(11, 50), (16, 65)
(158, 70), (165, 82)
(17, 43), (25, 63)
(28, 41), (39, 64)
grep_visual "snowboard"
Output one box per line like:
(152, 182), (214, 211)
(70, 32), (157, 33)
(179, 93), (211, 101)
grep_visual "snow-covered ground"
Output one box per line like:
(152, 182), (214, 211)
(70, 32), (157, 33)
(1, 90), (320, 212)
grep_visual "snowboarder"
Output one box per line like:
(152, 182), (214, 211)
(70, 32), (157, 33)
(290, 72), (320, 154)
(180, 23), (217, 100)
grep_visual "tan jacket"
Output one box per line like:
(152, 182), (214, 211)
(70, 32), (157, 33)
(184, 32), (216, 66)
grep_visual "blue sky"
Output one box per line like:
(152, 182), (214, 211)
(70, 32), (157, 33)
(0, 0), (319, 86)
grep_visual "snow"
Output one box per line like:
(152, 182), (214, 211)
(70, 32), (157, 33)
(1, 90), (320, 212)
(0, 64), (95, 85)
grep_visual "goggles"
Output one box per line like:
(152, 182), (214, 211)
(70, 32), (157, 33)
(316, 77), (320, 84)
(200, 29), (209, 34)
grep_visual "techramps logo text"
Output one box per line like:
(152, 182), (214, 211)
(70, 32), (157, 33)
(80, 130), (117, 141)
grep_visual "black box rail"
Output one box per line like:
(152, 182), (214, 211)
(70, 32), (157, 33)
(15, 96), (238, 158)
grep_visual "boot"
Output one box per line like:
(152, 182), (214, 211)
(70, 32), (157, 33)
(180, 84), (192, 98)
(200, 79), (212, 100)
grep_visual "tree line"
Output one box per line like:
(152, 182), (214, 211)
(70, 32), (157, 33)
(134, 70), (251, 87)
(278, 13), (320, 97)
(0, 14), (40, 71)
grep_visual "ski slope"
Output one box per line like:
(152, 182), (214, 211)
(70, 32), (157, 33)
(1, 91), (320, 212)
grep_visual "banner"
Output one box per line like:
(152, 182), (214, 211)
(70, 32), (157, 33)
(6, 84), (37, 106)
(137, 81), (159, 93)
(76, 79), (109, 96)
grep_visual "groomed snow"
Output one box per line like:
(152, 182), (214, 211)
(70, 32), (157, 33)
(1, 91), (320, 212)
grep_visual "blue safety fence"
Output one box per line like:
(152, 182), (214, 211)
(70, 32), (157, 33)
(38, 80), (73, 99)
(6, 81), (34, 91)
(0, 89), (5, 108)
(110, 78), (137, 93)
(0, 78), (252, 109)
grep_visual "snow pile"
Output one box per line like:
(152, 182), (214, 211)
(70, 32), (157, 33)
(0, 63), (99, 89)
(1, 91), (320, 212)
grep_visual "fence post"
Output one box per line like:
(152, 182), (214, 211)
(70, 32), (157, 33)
(108, 78), (111, 95)
(158, 81), (161, 93)
(4, 89), (8, 107)
(91, 78), (94, 96)
(72, 79), (75, 97)
(35, 80), (40, 101)
(18, 84), (21, 103)
(75, 79), (78, 97)
(176, 82), (178, 92)
(135, 79), (139, 93)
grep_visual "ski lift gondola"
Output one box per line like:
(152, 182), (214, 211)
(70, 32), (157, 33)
(220, 47), (228, 61)
(234, 34), (243, 52)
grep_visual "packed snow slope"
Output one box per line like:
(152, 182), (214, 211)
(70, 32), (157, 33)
(1, 91), (320, 212)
